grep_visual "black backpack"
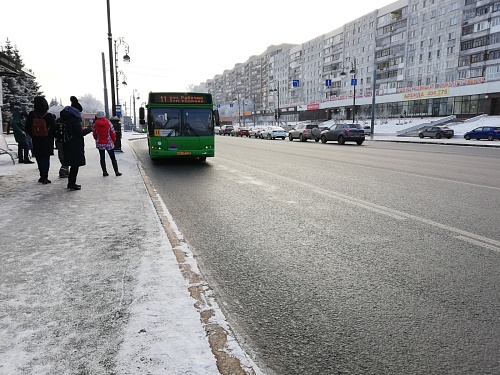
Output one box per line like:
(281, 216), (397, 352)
(54, 119), (71, 143)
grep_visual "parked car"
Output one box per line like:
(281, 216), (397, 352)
(319, 123), (365, 145)
(220, 125), (234, 135)
(463, 126), (500, 141)
(288, 124), (321, 142)
(362, 125), (371, 136)
(418, 126), (454, 139)
(235, 127), (250, 137)
(260, 126), (287, 140)
(214, 126), (221, 135)
(249, 126), (266, 138)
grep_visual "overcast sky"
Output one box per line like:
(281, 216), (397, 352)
(2, 0), (395, 110)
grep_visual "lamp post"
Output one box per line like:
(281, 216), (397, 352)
(340, 57), (357, 124)
(370, 60), (377, 139)
(252, 94), (257, 126)
(233, 95), (241, 126)
(132, 89), (140, 131)
(114, 37), (130, 108)
(270, 80), (280, 125)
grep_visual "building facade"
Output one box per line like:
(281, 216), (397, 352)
(196, 0), (500, 125)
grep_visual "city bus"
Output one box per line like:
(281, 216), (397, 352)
(139, 92), (219, 161)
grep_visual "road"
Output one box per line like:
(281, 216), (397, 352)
(130, 136), (500, 375)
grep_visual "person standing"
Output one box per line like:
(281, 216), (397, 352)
(10, 111), (34, 164)
(60, 96), (92, 191)
(54, 117), (70, 178)
(92, 111), (122, 177)
(25, 96), (55, 184)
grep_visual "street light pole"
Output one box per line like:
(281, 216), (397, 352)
(340, 57), (357, 123)
(106, 0), (116, 117)
(237, 94), (241, 126)
(114, 37), (130, 107)
(370, 60), (377, 139)
(270, 80), (280, 125)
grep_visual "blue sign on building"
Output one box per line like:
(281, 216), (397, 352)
(325, 79), (332, 87)
(293, 80), (300, 87)
(217, 104), (221, 108)
(230, 103), (234, 108)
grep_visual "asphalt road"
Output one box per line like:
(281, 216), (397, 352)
(130, 136), (500, 375)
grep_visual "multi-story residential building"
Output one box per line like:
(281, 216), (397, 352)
(196, 0), (500, 125)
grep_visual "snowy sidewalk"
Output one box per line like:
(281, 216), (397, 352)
(0, 134), (259, 375)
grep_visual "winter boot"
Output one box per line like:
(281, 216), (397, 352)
(112, 160), (122, 176)
(101, 160), (109, 176)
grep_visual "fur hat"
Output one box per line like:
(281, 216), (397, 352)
(70, 96), (83, 112)
(96, 110), (105, 119)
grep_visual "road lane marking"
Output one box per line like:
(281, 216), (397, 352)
(223, 158), (500, 254)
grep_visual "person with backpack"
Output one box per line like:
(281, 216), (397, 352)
(26, 96), (55, 184)
(10, 110), (34, 164)
(92, 111), (122, 177)
(60, 96), (92, 191)
(54, 117), (69, 178)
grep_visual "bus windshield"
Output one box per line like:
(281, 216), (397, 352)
(150, 107), (213, 137)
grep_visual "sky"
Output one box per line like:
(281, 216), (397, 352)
(1, 0), (395, 112)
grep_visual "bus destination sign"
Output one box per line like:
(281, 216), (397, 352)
(151, 93), (212, 105)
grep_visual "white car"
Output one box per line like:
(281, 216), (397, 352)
(260, 126), (287, 140)
(249, 126), (267, 138)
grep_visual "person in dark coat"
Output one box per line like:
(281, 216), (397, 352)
(60, 96), (92, 190)
(10, 111), (34, 164)
(26, 96), (55, 184)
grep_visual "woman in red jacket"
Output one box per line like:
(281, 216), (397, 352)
(92, 111), (122, 177)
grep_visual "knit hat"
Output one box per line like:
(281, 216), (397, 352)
(96, 110), (105, 119)
(20, 111), (28, 117)
(70, 96), (83, 112)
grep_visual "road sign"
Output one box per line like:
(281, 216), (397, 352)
(116, 104), (122, 116)
(293, 80), (300, 87)
(351, 78), (357, 86)
(217, 104), (221, 108)
(230, 103), (234, 108)
(325, 79), (332, 87)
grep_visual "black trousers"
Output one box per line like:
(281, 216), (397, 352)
(68, 165), (80, 185)
(17, 141), (29, 162)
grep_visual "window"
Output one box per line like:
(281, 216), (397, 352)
(489, 49), (500, 60)
(462, 25), (474, 36)
(447, 46), (455, 54)
(450, 17), (458, 26)
(470, 68), (483, 77)
(449, 32), (457, 40)
(476, 5), (489, 16)
(486, 64), (500, 79)
(459, 56), (471, 66)
(471, 53), (485, 63)
(437, 49), (441, 58)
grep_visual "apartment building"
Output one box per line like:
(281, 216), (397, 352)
(197, 0), (500, 124)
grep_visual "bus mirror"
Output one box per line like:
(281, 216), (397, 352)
(139, 119), (145, 125)
(139, 107), (145, 121)
(214, 109), (221, 126)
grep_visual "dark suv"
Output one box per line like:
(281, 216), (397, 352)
(320, 123), (365, 145)
(220, 125), (234, 136)
(418, 126), (454, 139)
(288, 124), (321, 142)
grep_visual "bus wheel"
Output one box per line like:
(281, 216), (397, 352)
(199, 156), (207, 161)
